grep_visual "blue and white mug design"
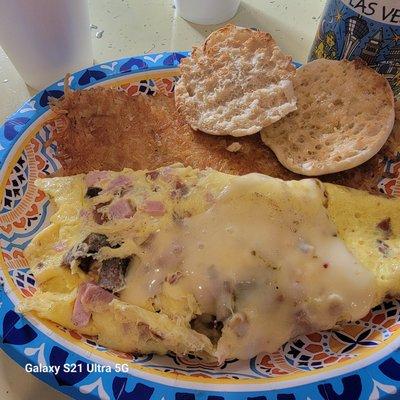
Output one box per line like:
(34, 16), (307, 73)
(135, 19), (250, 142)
(309, 0), (400, 96)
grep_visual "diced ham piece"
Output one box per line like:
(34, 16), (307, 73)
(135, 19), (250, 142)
(80, 282), (114, 307)
(109, 199), (135, 219)
(79, 209), (92, 219)
(106, 175), (132, 191)
(85, 171), (109, 187)
(72, 282), (114, 328)
(142, 200), (166, 216)
(53, 240), (67, 252)
(71, 284), (91, 328)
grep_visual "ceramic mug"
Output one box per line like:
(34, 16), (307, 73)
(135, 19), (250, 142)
(308, 0), (400, 96)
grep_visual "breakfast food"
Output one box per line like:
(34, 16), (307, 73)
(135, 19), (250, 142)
(26, 27), (400, 361)
(175, 24), (297, 136)
(50, 86), (400, 195)
(50, 87), (298, 179)
(261, 59), (395, 176)
(21, 165), (400, 360)
(327, 100), (400, 194)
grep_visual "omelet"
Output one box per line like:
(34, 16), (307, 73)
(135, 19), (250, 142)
(20, 164), (400, 361)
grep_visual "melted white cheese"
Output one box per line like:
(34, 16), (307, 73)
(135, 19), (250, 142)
(122, 174), (376, 360)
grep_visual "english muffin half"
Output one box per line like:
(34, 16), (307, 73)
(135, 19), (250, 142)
(261, 59), (395, 176)
(175, 24), (297, 137)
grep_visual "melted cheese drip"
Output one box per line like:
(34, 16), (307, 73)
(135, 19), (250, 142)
(122, 174), (377, 360)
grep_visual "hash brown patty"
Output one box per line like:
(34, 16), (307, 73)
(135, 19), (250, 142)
(50, 87), (400, 195)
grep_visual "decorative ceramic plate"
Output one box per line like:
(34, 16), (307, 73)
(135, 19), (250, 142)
(1, 52), (400, 400)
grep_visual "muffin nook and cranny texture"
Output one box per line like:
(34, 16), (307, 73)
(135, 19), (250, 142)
(175, 25), (395, 177)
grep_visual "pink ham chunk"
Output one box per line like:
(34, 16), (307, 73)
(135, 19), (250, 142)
(53, 240), (67, 252)
(71, 284), (91, 328)
(109, 199), (135, 219)
(106, 175), (132, 191)
(72, 282), (114, 328)
(141, 200), (166, 216)
(80, 282), (114, 307)
(85, 171), (109, 187)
